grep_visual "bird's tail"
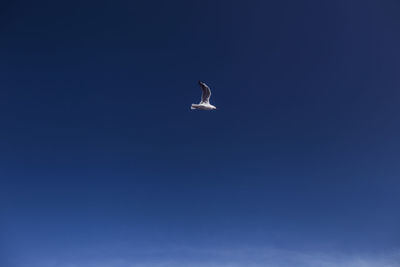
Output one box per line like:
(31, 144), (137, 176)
(191, 104), (197, 110)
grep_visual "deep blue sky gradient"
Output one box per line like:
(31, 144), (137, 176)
(1, 0), (400, 266)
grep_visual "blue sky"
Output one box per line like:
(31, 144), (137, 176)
(1, 0), (400, 266)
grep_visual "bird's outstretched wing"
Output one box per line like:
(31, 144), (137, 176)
(198, 81), (211, 104)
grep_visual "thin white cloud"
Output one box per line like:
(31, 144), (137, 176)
(21, 246), (400, 267)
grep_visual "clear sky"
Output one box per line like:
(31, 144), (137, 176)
(1, 0), (400, 266)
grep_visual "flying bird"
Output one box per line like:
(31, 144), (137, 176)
(191, 81), (217, 110)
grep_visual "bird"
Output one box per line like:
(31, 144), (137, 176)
(191, 81), (217, 110)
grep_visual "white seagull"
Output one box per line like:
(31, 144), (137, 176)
(191, 81), (217, 110)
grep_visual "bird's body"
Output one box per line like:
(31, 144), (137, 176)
(191, 81), (217, 110)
